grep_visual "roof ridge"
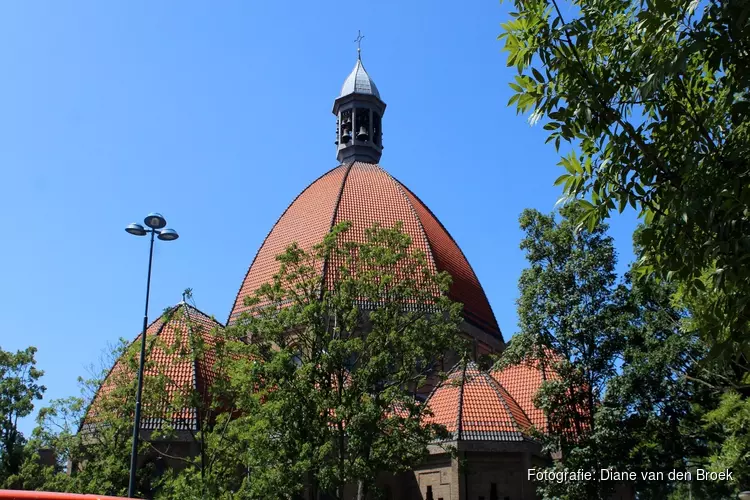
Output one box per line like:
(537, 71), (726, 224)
(180, 302), (201, 430)
(227, 164), (349, 324)
(447, 360), (467, 375)
(423, 359), (472, 405)
(180, 301), (225, 328)
(456, 361), (467, 441)
(422, 360), (459, 407)
(392, 179), (503, 339)
(149, 306), (178, 339)
(483, 370), (531, 438)
(78, 304), (177, 434)
(341, 58), (379, 98)
(319, 162), (355, 300)
(488, 374), (531, 426)
(385, 165), (441, 280)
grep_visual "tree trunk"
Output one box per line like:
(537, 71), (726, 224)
(356, 479), (366, 500)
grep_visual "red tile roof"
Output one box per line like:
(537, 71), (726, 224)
(86, 303), (224, 431)
(425, 362), (532, 442)
(490, 358), (561, 433)
(228, 162), (502, 339)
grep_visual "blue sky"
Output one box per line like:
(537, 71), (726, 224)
(0, 0), (638, 435)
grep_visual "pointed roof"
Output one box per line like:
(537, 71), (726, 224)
(85, 302), (224, 432)
(425, 362), (533, 442)
(340, 57), (380, 98)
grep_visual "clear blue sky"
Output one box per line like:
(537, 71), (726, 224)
(0, 1), (638, 435)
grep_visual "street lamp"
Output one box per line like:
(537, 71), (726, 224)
(738, 491), (750, 500)
(125, 212), (178, 498)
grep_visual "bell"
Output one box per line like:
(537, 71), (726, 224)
(341, 130), (352, 144)
(356, 126), (369, 142)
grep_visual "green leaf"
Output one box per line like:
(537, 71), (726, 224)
(554, 174), (572, 186)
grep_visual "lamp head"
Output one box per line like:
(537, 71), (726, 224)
(125, 223), (148, 236)
(738, 492), (750, 500)
(144, 212), (167, 229)
(158, 228), (179, 241)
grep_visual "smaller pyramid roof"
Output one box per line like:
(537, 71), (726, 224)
(425, 361), (532, 442)
(85, 302), (224, 432)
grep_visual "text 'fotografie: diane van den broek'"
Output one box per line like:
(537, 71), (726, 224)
(528, 468), (734, 483)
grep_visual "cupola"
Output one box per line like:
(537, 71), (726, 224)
(333, 41), (386, 164)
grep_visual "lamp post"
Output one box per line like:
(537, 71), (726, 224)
(125, 213), (179, 498)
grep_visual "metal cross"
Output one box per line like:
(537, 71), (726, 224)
(354, 30), (365, 55)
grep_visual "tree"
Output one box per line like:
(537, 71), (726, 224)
(498, 206), (627, 498)
(5, 396), (82, 493)
(0, 346), (45, 484)
(147, 299), (254, 499)
(8, 223), (465, 498)
(701, 390), (750, 491)
(498, 208), (727, 499)
(596, 272), (723, 499)
(226, 221), (465, 499)
(5, 339), (145, 495)
(8, 310), (241, 498)
(499, 0), (750, 362)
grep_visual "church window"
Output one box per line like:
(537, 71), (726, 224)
(426, 485), (434, 500)
(490, 482), (498, 500)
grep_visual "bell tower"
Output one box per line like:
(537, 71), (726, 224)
(333, 33), (386, 164)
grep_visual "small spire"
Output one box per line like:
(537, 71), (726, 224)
(333, 33), (386, 164)
(354, 30), (364, 60)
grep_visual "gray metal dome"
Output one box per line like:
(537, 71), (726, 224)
(340, 57), (380, 98)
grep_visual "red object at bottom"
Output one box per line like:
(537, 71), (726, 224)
(0, 491), (133, 500)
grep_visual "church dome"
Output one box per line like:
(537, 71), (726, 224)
(228, 162), (502, 342)
(340, 58), (380, 98)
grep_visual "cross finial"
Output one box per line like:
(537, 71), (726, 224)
(354, 30), (364, 58)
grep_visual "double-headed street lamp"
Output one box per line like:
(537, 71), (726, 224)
(125, 213), (178, 498)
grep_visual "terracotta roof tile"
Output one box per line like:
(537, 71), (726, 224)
(229, 165), (348, 320)
(87, 303), (224, 431)
(425, 362), (532, 442)
(490, 358), (561, 433)
(399, 184), (499, 335)
(228, 162), (501, 340)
